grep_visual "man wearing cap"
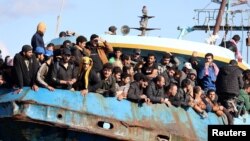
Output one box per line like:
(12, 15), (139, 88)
(187, 69), (198, 87)
(51, 48), (78, 90)
(13, 45), (40, 94)
(34, 46), (45, 66)
(75, 56), (101, 95)
(86, 34), (113, 73)
(131, 49), (144, 65)
(37, 49), (55, 91)
(31, 22), (46, 51)
(179, 62), (193, 87)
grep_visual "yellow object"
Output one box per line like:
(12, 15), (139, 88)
(80, 57), (93, 89)
(37, 22), (46, 34)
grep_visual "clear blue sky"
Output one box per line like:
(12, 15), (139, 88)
(0, 0), (249, 61)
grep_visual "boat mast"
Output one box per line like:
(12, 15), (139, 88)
(213, 0), (227, 36)
(55, 0), (65, 37)
(130, 6), (160, 36)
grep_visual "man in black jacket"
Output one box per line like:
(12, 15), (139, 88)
(14, 45), (40, 94)
(216, 60), (244, 110)
(127, 73), (150, 103)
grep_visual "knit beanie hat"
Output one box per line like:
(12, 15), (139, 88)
(22, 45), (33, 53)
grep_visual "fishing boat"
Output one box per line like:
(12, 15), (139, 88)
(1, 0), (250, 141)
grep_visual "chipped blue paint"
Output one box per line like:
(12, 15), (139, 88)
(1, 87), (248, 141)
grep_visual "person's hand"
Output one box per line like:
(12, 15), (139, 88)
(98, 37), (106, 43)
(0, 80), (5, 85)
(32, 84), (39, 91)
(47, 85), (55, 91)
(81, 89), (88, 96)
(205, 62), (210, 68)
(117, 94), (124, 101)
(14, 88), (23, 94)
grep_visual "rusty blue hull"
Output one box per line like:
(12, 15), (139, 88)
(0, 87), (249, 141)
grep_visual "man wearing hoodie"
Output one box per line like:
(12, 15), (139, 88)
(31, 22), (46, 51)
(216, 60), (244, 112)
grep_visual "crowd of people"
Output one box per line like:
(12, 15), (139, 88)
(0, 22), (250, 125)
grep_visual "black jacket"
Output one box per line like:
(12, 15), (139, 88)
(127, 81), (144, 102)
(14, 53), (39, 88)
(216, 65), (244, 96)
(146, 82), (165, 103)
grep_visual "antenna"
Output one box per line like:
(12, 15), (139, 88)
(130, 6), (160, 36)
(55, 0), (65, 37)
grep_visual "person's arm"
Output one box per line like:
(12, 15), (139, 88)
(146, 83), (162, 103)
(36, 63), (49, 87)
(88, 71), (101, 92)
(99, 38), (113, 53)
(127, 83), (140, 101)
(14, 55), (23, 89)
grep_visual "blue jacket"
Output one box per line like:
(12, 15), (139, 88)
(198, 65), (217, 91)
(31, 32), (45, 51)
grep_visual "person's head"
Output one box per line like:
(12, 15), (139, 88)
(34, 46), (45, 62)
(37, 22), (46, 34)
(121, 73), (131, 84)
(168, 67), (176, 77)
(121, 54), (131, 66)
(113, 66), (122, 82)
(229, 59), (238, 66)
(205, 53), (214, 64)
(181, 78), (192, 90)
(207, 89), (217, 101)
(123, 65), (134, 76)
(44, 49), (54, 61)
(161, 53), (171, 65)
(134, 49), (141, 56)
(193, 86), (202, 95)
(21, 45), (33, 59)
(114, 48), (122, 58)
(90, 34), (99, 46)
(232, 34), (240, 43)
(46, 43), (55, 51)
(147, 53), (156, 64)
(167, 83), (178, 96)
(134, 73), (148, 88)
(102, 63), (113, 79)
(183, 62), (192, 73)
(59, 31), (67, 38)
(108, 26), (117, 35)
(62, 40), (72, 49)
(188, 69), (197, 81)
(81, 56), (92, 71)
(76, 35), (87, 48)
(192, 51), (198, 57)
(154, 75), (165, 88)
(62, 48), (71, 63)
(243, 83), (250, 94)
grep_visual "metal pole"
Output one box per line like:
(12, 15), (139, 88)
(55, 0), (65, 37)
(247, 31), (250, 63)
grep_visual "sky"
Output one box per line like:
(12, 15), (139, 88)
(0, 0), (250, 62)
